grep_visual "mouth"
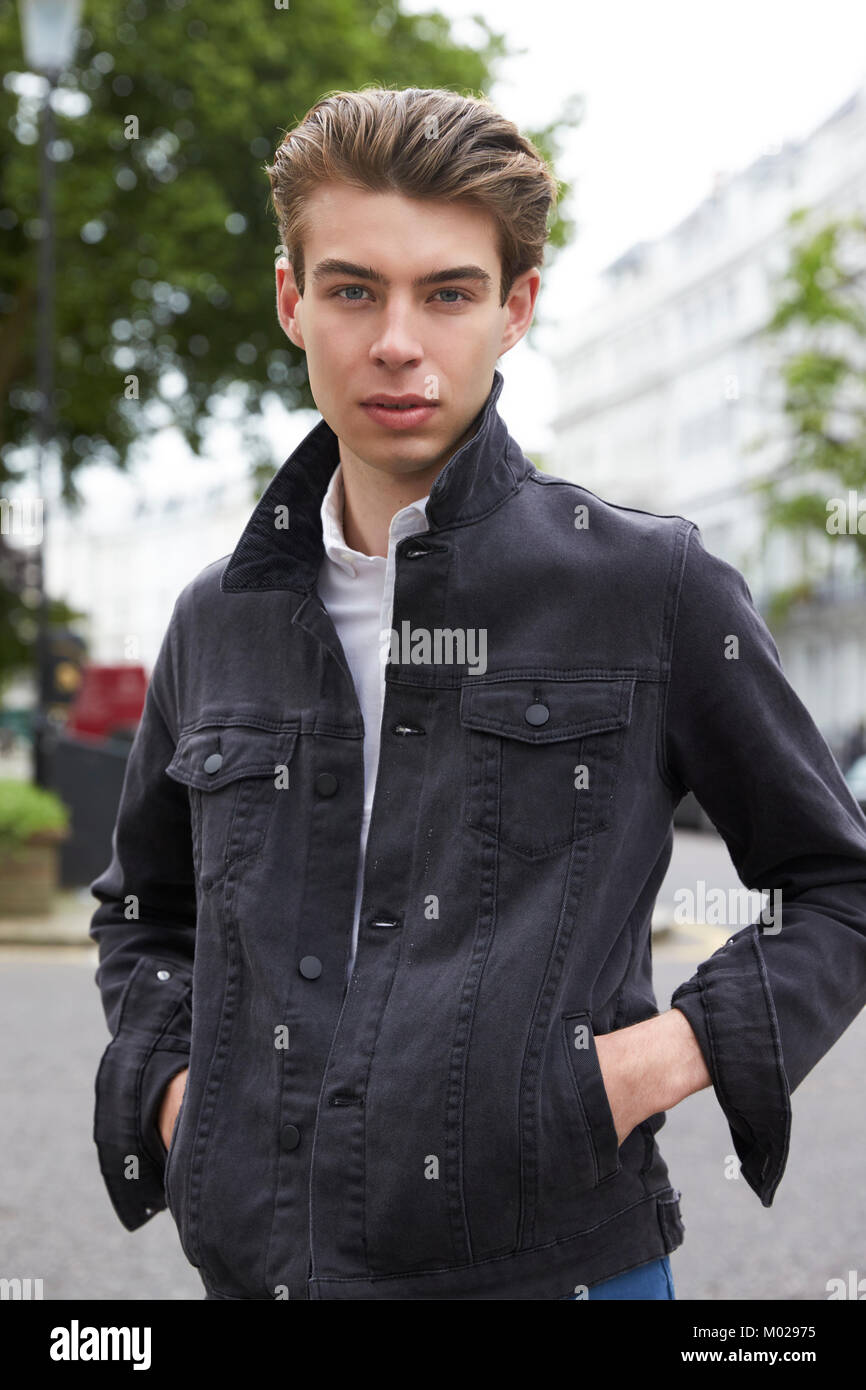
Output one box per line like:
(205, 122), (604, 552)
(360, 396), (440, 430)
(361, 396), (436, 410)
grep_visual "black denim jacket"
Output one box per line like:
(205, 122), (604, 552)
(89, 368), (866, 1300)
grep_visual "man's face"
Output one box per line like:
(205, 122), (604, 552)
(275, 182), (540, 483)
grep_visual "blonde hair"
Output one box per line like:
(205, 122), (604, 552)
(265, 86), (559, 306)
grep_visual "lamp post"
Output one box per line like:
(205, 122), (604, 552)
(17, 0), (83, 786)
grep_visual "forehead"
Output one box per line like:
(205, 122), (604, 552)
(300, 181), (500, 268)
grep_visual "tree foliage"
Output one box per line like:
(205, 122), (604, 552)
(754, 206), (866, 622)
(0, 0), (579, 691)
(0, 0), (577, 501)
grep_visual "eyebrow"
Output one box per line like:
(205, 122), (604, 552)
(311, 258), (493, 291)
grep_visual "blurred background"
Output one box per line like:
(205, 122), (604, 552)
(1, 0), (866, 1301)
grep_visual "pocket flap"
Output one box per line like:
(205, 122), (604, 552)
(165, 723), (298, 791)
(459, 677), (634, 744)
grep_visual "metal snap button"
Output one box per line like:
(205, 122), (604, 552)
(281, 1124), (301, 1151)
(524, 702), (550, 726)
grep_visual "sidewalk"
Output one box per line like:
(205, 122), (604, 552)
(0, 887), (97, 946)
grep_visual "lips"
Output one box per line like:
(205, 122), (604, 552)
(362, 395), (434, 410)
(360, 398), (439, 431)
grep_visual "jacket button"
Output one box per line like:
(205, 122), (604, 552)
(315, 772), (338, 796)
(299, 955), (322, 979)
(156, 969), (171, 981)
(281, 1124), (301, 1151)
(525, 702), (550, 726)
(203, 752), (223, 774)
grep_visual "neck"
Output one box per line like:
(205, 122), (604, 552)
(335, 383), (495, 556)
(337, 451), (443, 558)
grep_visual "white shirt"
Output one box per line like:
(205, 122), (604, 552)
(317, 462), (430, 982)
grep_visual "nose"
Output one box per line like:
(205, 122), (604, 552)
(369, 298), (424, 368)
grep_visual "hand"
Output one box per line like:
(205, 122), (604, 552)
(593, 1030), (644, 1146)
(593, 1010), (712, 1147)
(157, 1067), (189, 1153)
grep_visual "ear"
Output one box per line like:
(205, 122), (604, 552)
(498, 267), (541, 356)
(275, 259), (305, 350)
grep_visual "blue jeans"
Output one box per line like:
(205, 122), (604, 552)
(558, 1255), (675, 1300)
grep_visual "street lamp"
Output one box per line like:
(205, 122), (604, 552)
(17, 0), (83, 787)
(19, 0), (83, 75)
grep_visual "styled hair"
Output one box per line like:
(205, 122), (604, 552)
(265, 86), (559, 306)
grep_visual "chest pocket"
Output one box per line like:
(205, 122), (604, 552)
(459, 677), (634, 860)
(165, 722), (298, 888)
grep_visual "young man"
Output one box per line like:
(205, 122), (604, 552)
(89, 86), (866, 1302)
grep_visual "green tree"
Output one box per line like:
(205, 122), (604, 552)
(1, 0), (577, 500)
(0, 0), (580, 691)
(753, 206), (866, 623)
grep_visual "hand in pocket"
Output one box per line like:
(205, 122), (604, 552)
(158, 1066), (189, 1152)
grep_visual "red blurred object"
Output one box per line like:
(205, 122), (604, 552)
(65, 664), (148, 741)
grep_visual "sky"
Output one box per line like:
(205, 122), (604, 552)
(28, 0), (866, 516)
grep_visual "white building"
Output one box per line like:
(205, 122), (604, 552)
(551, 83), (866, 755)
(44, 471), (261, 667)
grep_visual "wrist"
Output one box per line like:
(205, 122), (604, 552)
(646, 1008), (711, 1112)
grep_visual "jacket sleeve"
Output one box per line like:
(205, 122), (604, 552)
(664, 523), (866, 1207)
(88, 595), (196, 1232)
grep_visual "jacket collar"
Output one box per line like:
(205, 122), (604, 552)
(221, 368), (528, 593)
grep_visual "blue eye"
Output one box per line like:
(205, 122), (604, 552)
(333, 286), (470, 305)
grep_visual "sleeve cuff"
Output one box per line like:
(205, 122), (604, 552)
(92, 957), (193, 1231)
(670, 921), (792, 1207)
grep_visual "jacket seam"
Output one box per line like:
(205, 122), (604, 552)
(516, 831), (598, 1248)
(442, 833), (496, 1264)
(182, 881), (237, 1269)
(748, 925), (793, 1203)
(360, 938), (413, 1271)
(310, 1189), (677, 1285)
(151, 596), (184, 744)
(657, 520), (698, 795)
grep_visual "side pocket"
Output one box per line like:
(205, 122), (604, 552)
(531, 1009), (624, 1241)
(560, 1013), (622, 1185)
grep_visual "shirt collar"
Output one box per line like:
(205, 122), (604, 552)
(222, 367), (529, 594)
